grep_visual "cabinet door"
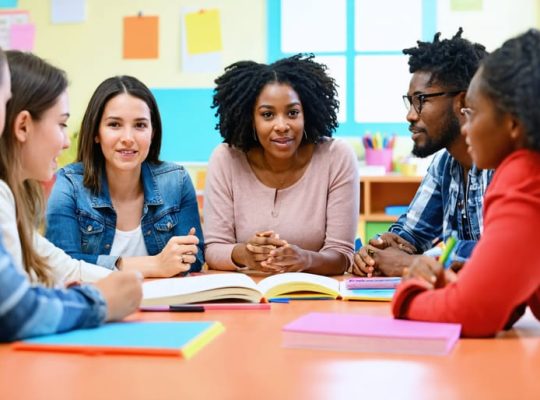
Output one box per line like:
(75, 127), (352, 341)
(365, 221), (393, 241)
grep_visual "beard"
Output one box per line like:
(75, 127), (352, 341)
(411, 113), (461, 158)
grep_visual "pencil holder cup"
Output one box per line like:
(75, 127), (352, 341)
(365, 148), (393, 172)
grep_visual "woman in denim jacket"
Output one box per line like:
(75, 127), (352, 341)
(46, 76), (204, 277)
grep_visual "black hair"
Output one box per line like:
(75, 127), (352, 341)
(403, 28), (488, 90)
(480, 29), (540, 151)
(212, 54), (339, 151)
(77, 75), (162, 193)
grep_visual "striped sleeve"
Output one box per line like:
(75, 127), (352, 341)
(0, 240), (107, 342)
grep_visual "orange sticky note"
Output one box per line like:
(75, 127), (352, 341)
(123, 15), (159, 59)
(184, 9), (222, 55)
(196, 169), (206, 191)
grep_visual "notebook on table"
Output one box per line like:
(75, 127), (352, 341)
(282, 312), (461, 356)
(340, 287), (395, 301)
(345, 277), (401, 289)
(12, 321), (224, 359)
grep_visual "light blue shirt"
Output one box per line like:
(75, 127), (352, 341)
(0, 234), (106, 342)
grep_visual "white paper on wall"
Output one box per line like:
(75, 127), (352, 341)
(355, 55), (411, 123)
(281, 0), (346, 52)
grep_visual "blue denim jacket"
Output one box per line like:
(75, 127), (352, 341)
(388, 150), (494, 260)
(0, 234), (106, 342)
(45, 161), (204, 271)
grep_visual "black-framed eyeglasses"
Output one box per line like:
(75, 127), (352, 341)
(402, 90), (464, 115)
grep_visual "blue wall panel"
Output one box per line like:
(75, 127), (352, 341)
(152, 88), (222, 162)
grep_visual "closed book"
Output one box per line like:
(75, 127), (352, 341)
(345, 277), (401, 289)
(340, 287), (395, 301)
(283, 313), (461, 356)
(142, 272), (342, 306)
(12, 321), (224, 359)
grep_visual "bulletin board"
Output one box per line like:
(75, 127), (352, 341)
(5, 0), (540, 162)
(13, 0), (266, 162)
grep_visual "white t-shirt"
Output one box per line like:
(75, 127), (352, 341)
(110, 225), (149, 257)
(0, 179), (111, 284)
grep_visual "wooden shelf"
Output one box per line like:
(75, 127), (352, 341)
(358, 175), (422, 243)
(360, 213), (399, 222)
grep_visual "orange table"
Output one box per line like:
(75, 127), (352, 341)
(1, 299), (539, 400)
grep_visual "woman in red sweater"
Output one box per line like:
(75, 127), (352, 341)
(392, 29), (540, 337)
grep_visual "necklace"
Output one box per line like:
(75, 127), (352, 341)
(247, 145), (314, 190)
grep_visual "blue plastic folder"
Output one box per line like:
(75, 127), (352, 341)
(12, 321), (224, 359)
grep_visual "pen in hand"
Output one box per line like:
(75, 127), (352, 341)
(438, 234), (458, 269)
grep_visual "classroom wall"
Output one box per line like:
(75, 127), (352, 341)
(11, 0), (540, 163)
(436, 0), (538, 51)
(18, 0), (266, 161)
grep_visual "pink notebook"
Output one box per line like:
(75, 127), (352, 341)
(283, 313), (461, 356)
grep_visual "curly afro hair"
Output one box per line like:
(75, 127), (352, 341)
(403, 28), (488, 90)
(212, 54), (339, 152)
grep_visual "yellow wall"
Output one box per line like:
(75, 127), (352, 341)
(14, 0), (540, 162)
(20, 0), (266, 130)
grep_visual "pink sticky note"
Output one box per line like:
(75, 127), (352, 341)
(10, 23), (35, 51)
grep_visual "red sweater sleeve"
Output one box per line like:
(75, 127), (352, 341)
(392, 150), (540, 337)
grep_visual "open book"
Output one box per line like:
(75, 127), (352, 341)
(142, 272), (396, 306)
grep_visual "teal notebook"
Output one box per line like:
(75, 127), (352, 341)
(340, 288), (395, 302)
(12, 321), (224, 358)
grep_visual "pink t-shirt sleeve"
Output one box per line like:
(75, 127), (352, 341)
(203, 140), (359, 271)
(319, 140), (359, 269)
(203, 145), (239, 269)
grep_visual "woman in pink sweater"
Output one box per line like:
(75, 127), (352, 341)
(392, 29), (540, 337)
(205, 54), (359, 276)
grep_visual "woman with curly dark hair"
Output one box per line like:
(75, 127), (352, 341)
(205, 54), (359, 276)
(393, 29), (540, 337)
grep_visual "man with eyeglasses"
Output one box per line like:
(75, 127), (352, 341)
(353, 28), (494, 277)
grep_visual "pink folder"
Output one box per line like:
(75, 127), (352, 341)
(283, 313), (461, 356)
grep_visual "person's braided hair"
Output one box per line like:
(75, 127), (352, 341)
(480, 29), (540, 151)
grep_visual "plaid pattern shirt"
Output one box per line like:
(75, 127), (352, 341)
(389, 150), (494, 260)
(0, 235), (106, 342)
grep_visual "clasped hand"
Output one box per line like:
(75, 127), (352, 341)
(352, 232), (416, 277)
(245, 231), (310, 273)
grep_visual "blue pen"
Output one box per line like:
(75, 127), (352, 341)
(268, 298), (290, 303)
(366, 136), (373, 149)
(354, 238), (362, 252)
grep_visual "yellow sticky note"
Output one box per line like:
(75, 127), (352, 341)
(185, 9), (222, 55)
(451, 0), (483, 11)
